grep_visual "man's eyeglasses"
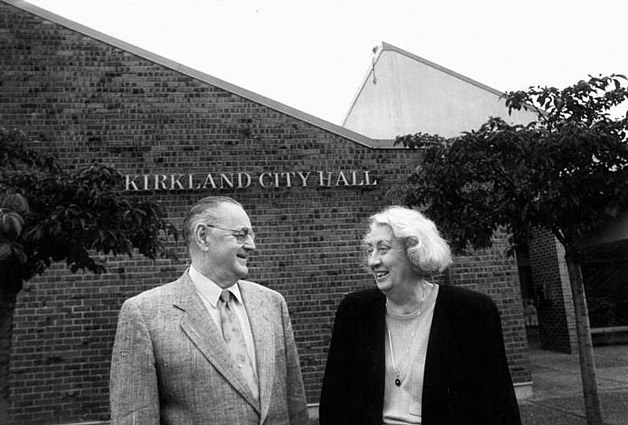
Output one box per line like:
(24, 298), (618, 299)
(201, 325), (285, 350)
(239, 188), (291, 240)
(204, 224), (255, 244)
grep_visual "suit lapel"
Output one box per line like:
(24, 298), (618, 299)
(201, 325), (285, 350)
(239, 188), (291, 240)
(239, 281), (274, 423)
(174, 272), (261, 413)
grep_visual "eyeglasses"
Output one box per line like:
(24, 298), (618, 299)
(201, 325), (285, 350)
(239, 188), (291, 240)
(204, 223), (255, 244)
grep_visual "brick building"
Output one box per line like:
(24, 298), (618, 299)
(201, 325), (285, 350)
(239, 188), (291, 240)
(0, 1), (529, 423)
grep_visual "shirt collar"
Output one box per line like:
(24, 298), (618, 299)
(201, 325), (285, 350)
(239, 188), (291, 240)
(189, 264), (244, 307)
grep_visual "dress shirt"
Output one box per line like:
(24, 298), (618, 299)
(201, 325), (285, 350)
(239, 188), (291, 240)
(189, 265), (258, 379)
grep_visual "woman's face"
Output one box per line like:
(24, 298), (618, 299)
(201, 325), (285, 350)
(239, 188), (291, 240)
(363, 223), (417, 296)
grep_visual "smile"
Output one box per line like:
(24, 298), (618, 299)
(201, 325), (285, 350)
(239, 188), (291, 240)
(374, 271), (389, 278)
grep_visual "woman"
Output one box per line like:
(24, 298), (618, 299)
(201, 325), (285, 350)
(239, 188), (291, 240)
(319, 206), (521, 425)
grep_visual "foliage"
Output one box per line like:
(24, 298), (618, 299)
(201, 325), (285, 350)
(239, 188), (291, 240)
(0, 128), (178, 298)
(395, 74), (628, 257)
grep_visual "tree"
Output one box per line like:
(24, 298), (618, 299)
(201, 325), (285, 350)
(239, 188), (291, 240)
(0, 128), (178, 421)
(396, 74), (628, 425)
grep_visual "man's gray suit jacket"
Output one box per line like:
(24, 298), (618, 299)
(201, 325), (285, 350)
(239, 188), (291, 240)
(109, 270), (309, 425)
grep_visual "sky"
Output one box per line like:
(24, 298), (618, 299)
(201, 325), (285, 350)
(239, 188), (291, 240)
(24, 0), (628, 124)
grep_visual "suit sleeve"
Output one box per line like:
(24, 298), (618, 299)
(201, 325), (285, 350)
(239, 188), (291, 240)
(477, 299), (522, 425)
(109, 299), (160, 425)
(319, 298), (354, 425)
(280, 296), (310, 425)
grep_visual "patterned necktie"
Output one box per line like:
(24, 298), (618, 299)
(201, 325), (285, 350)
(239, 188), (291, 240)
(219, 289), (259, 400)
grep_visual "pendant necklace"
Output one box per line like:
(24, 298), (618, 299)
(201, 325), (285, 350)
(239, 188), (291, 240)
(387, 323), (419, 386)
(386, 283), (428, 387)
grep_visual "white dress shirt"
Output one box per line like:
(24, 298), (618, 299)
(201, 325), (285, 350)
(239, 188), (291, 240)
(189, 265), (259, 379)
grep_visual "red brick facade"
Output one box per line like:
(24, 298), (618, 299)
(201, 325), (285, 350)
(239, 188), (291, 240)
(528, 228), (578, 353)
(1, 1), (529, 423)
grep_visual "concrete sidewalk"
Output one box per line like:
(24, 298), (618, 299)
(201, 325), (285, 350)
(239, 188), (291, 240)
(519, 340), (628, 425)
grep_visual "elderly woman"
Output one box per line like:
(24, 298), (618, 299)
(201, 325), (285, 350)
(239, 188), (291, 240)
(319, 206), (521, 425)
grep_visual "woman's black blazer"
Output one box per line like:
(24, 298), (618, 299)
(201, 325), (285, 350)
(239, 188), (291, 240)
(319, 285), (521, 425)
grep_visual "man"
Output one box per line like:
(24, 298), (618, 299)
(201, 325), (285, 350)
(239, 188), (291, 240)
(110, 196), (309, 425)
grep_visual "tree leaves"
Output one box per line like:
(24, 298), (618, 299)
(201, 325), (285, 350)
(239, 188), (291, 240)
(397, 75), (628, 257)
(0, 127), (179, 296)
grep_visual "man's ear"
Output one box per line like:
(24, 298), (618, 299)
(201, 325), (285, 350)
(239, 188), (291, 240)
(194, 224), (211, 251)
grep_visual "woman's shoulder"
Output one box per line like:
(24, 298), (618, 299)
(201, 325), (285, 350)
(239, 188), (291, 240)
(337, 288), (384, 315)
(344, 287), (382, 301)
(437, 284), (499, 314)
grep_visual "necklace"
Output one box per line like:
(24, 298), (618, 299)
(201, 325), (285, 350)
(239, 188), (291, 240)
(386, 283), (429, 387)
(386, 322), (419, 387)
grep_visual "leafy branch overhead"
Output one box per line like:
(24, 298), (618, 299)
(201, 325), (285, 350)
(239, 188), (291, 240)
(395, 74), (628, 256)
(0, 128), (178, 296)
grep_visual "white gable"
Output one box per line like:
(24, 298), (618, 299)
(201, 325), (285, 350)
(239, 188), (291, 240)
(343, 42), (537, 139)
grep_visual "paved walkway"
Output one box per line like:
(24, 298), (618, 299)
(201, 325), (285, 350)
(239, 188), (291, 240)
(520, 339), (628, 425)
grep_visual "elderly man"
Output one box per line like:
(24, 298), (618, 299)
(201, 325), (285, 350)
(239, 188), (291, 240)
(110, 196), (308, 425)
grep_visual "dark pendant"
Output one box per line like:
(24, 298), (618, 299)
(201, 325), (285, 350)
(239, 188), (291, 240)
(395, 378), (401, 387)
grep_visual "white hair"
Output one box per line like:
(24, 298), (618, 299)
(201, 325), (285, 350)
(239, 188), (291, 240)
(368, 206), (452, 275)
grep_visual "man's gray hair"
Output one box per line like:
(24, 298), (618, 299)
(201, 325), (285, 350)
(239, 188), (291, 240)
(182, 196), (243, 247)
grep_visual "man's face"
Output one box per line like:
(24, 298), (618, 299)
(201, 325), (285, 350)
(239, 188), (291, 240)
(202, 202), (256, 287)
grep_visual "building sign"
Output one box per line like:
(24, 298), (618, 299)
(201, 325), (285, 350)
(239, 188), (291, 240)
(124, 170), (378, 191)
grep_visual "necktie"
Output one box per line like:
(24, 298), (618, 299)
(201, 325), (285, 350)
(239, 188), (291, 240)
(219, 289), (259, 400)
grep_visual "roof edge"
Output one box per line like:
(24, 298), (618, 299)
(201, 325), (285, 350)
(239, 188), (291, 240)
(6, 0), (380, 148)
(342, 41), (514, 125)
(379, 41), (507, 97)
(341, 42), (386, 126)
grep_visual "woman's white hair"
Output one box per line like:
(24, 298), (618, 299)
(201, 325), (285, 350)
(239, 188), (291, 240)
(368, 206), (452, 275)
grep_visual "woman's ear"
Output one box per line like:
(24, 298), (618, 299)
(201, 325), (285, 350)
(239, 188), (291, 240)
(404, 235), (420, 249)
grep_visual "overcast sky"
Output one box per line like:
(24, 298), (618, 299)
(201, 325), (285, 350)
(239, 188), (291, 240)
(25, 0), (628, 124)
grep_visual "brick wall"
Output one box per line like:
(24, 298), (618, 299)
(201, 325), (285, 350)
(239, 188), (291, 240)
(0, 1), (529, 423)
(528, 228), (578, 353)
(450, 230), (530, 382)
